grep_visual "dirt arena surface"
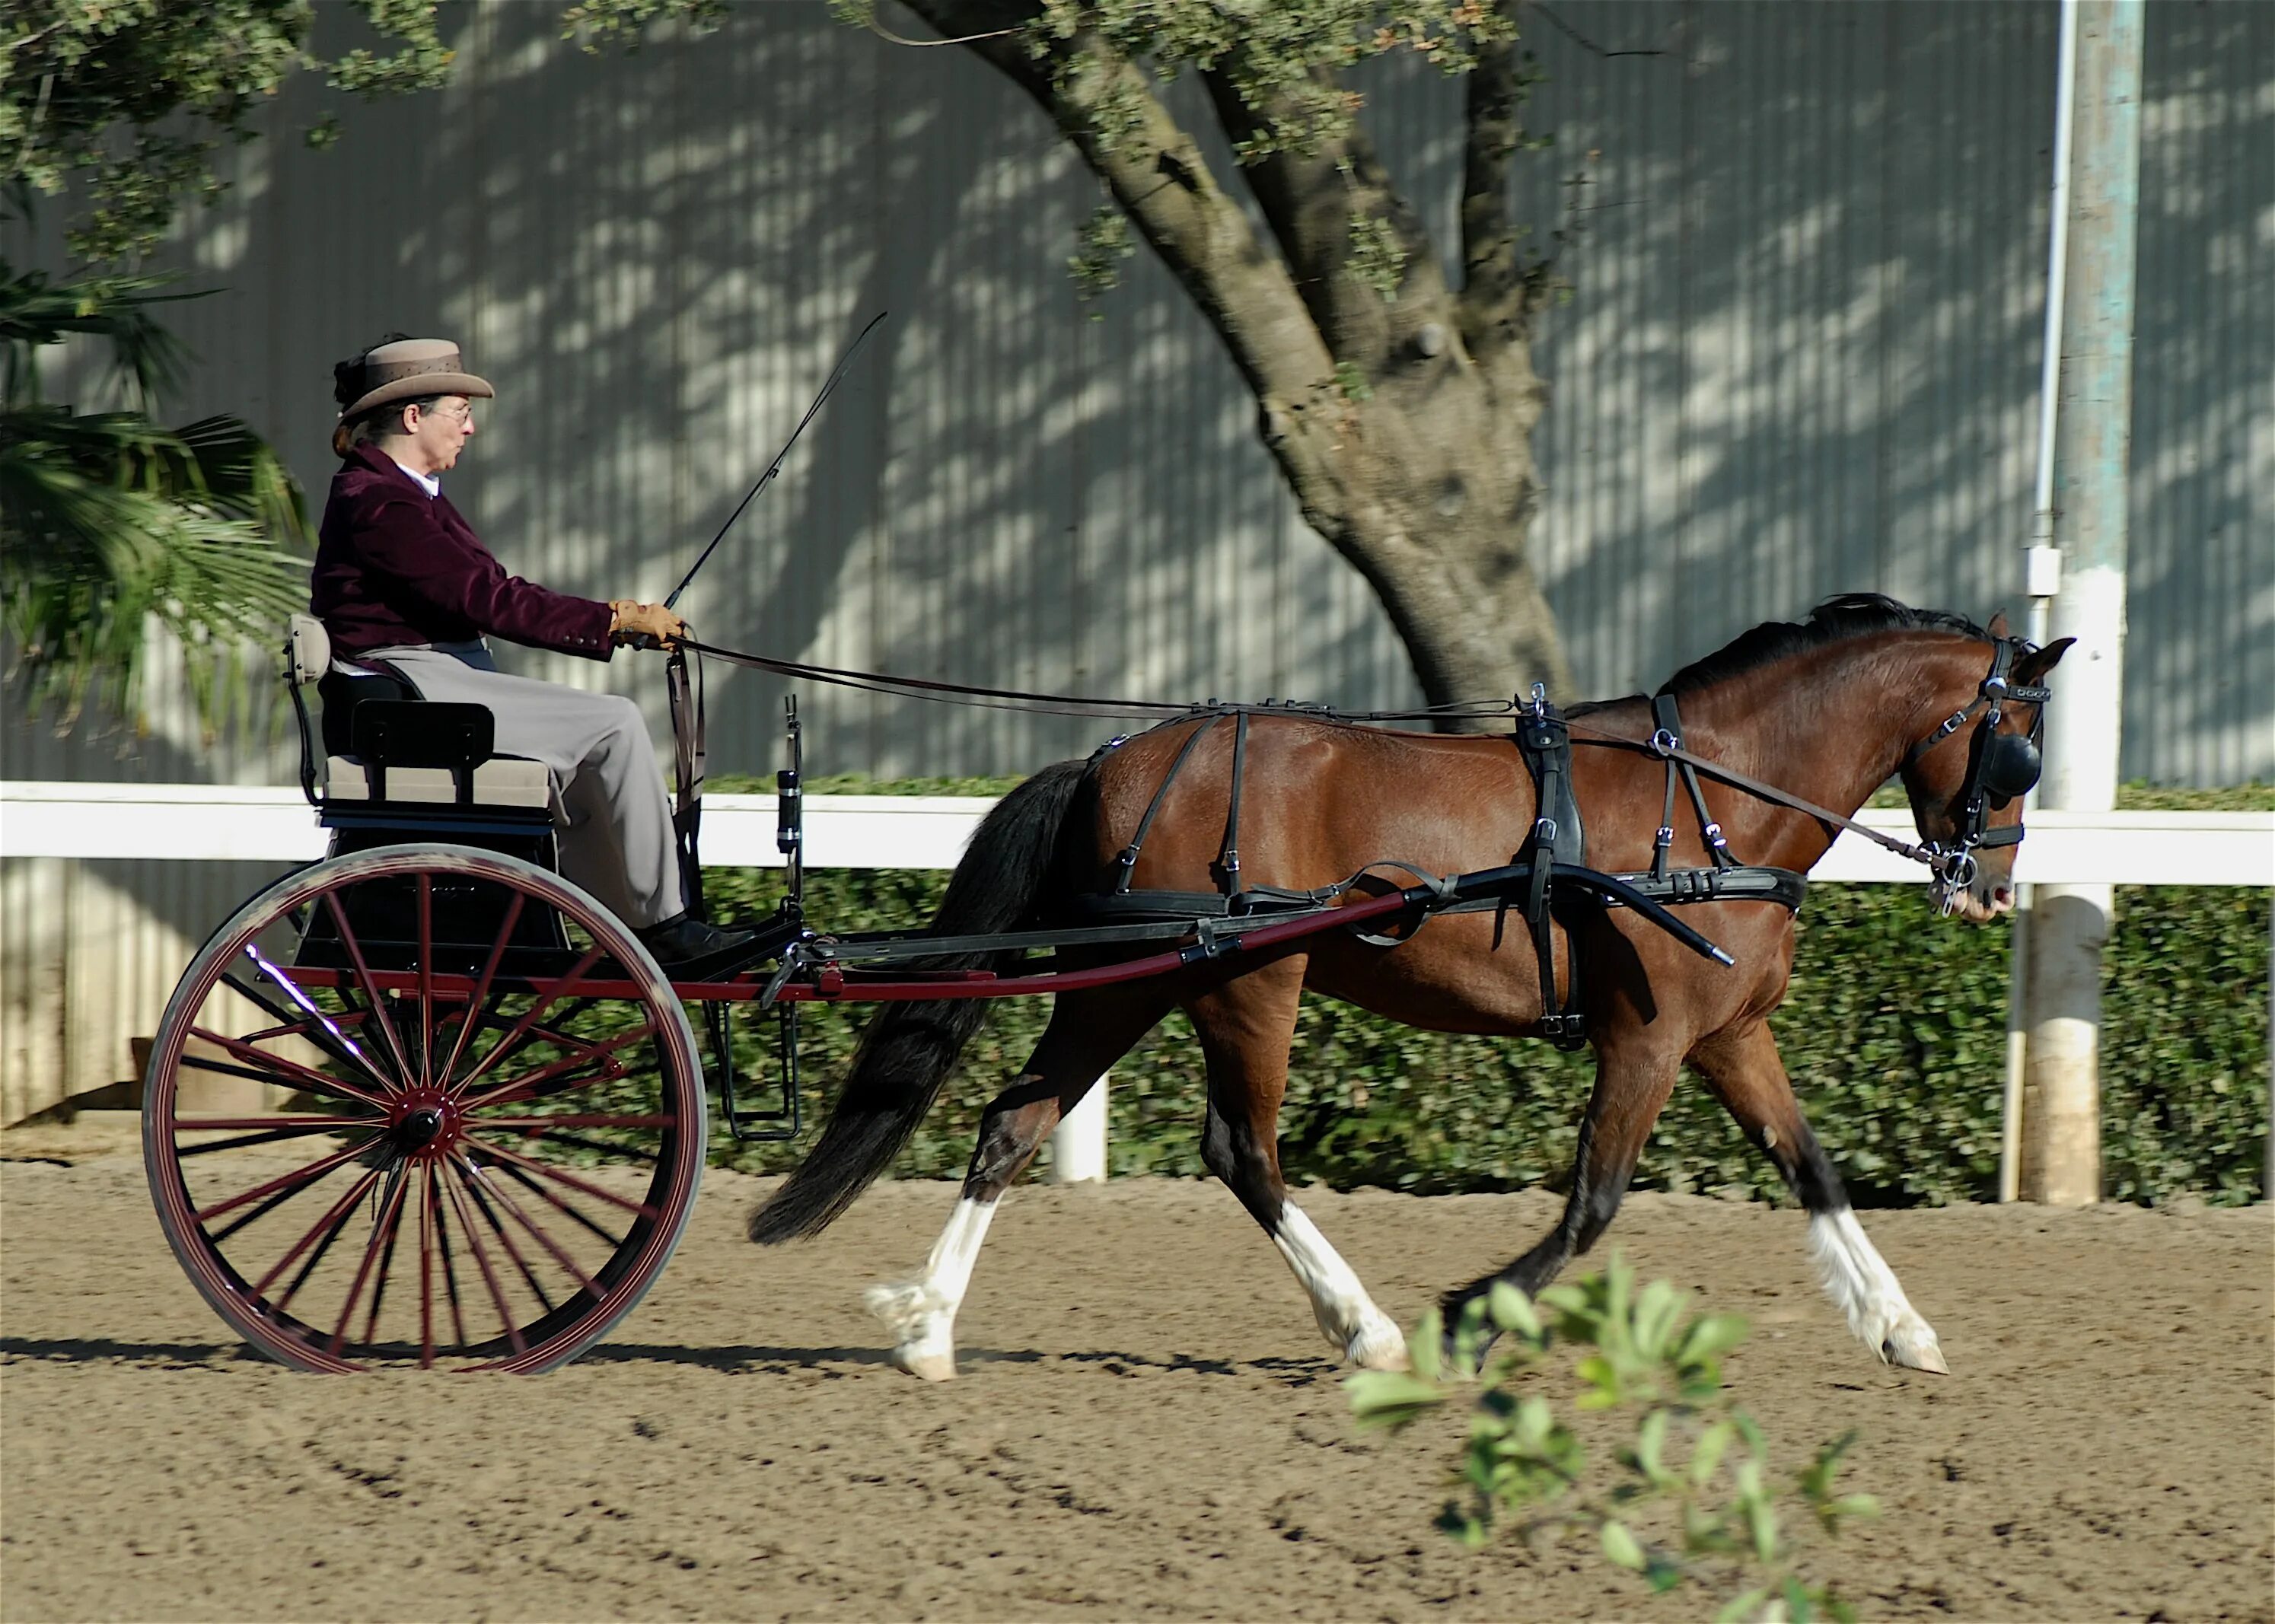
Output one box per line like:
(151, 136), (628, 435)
(2, 1139), (2268, 1623)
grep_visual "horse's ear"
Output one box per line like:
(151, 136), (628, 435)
(1987, 610), (2010, 639)
(2014, 637), (2075, 684)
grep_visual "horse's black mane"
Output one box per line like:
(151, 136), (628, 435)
(1658, 593), (1990, 697)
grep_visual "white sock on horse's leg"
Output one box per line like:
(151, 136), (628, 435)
(1806, 1208), (1948, 1373)
(866, 1194), (999, 1381)
(1270, 1201), (1408, 1371)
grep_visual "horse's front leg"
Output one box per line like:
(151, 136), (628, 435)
(1442, 1020), (1683, 1325)
(867, 988), (1164, 1380)
(1187, 957), (1408, 1371)
(1690, 1020), (1948, 1373)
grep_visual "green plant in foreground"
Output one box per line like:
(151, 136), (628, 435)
(1349, 1252), (1876, 1622)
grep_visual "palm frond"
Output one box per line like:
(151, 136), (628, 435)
(1, 257), (199, 407)
(2, 400), (308, 730)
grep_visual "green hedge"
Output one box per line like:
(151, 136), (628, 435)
(698, 866), (2267, 1208)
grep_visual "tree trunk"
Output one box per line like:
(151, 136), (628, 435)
(1261, 325), (1570, 712)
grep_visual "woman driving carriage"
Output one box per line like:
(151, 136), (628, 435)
(311, 335), (754, 969)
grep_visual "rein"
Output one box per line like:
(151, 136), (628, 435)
(676, 631), (2047, 904)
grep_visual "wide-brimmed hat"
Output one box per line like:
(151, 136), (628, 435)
(334, 338), (495, 422)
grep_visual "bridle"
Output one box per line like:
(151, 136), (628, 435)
(1556, 635), (2053, 918)
(1901, 638), (2051, 913)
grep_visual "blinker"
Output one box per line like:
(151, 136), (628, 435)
(1978, 731), (2041, 801)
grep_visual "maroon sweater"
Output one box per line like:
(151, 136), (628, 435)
(311, 445), (613, 662)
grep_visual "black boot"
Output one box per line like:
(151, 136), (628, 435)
(636, 912), (760, 971)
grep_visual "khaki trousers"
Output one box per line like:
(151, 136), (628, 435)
(368, 646), (681, 928)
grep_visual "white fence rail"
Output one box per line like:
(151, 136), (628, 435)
(4, 783), (2267, 1187)
(5, 782), (2269, 885)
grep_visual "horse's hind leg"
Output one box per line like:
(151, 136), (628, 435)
(1442, 1022), (1684, 1323)
(1690, 1020), (1948, 1374)
(867, 983), (1166, 1380)
(1187, 957), (1407, 1371)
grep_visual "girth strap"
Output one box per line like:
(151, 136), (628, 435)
(1515, 689), (1588, 1050)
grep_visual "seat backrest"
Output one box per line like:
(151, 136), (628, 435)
(350, 700), (495, 769)
(286, 614), (330, 686)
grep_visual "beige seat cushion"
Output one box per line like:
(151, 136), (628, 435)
(324, 756), (553, 809)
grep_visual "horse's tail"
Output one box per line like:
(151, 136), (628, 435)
(746, 759), (1092, 1245)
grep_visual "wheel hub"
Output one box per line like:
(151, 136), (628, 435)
(393, 1104), (447, 1153)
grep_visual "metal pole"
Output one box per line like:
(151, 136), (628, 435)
(2022, 0), (2144, 1207)
(2003, 0), (2082, 1205)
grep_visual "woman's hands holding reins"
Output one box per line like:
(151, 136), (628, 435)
(610, 600), (686, 650)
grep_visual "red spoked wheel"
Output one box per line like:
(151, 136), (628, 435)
(142, 845), (706, 1373)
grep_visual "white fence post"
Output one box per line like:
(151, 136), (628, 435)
(1049, 1073), (1110, 1184)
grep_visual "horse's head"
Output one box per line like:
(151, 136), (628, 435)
(1895, 613), (2072, 922)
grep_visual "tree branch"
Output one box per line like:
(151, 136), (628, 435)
(900, 2), (1356, 513)
(1457, 0), (1543, 357)
(1200, 64), (1450, 371)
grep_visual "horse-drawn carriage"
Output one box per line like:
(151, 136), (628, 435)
(140, 598), (2062, 1377)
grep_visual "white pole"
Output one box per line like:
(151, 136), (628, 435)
(1049, 1073), (1109, 1184)
(2022, 0), (2145, 1207)
(2003, 0), (2082, 1205)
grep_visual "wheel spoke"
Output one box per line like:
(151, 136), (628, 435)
(190, 1021), (390, 1113)
(461, 1154), (601, 1299)
(176, 1122), (379, 1158)
(430, 1170), (470, 1351)
(321, 890), (415, 1087)
(473, 1115), (675, 1131)
(329, 1160), (414, 1355)
(460, 1135), (661, 1218)
(437, 1164), (526, 1357)
(361, 1164), (414, 1349)
(494, 1161), (626, 1250)
(417, 1163), (438, 1370)
(195, 1138), (373, 1225)
(460, 1020), (653, 1113)
(230, 957), (396, 1097)
(253, 1161), (387, 1307)
(451, 945), (607, 1095)
(416, 876), (435, 1086)
(448, 1154), (559, 1316)
(437, 895), (524, 1089)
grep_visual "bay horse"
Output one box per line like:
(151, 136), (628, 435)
(747, 596), (2069, 1380)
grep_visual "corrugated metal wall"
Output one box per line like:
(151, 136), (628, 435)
(3, 0), (2268, 1119)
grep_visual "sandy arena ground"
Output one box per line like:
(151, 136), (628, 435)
(2, 1132), (2269, 1623)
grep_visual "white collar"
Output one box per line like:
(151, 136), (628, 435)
(387, 456), (441, 498)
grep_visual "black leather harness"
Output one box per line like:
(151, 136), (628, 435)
(1065, 689), (1812, 1050)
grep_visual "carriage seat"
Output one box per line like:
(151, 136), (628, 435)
(287, 615), (551, 810)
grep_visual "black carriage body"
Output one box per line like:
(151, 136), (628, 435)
(294, 804), (575, 977)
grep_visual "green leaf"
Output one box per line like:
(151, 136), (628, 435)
(1600, 1519), (1647, 1571)
(1346, 1370), (1445, 1430)
(1715, 1587), (1773, 1624)
(1782, 1575), (1818, 1623)
(1690, 1419), (1735, 1488)
(1488, 1280), (1541, 1339)
(1635, 1407), (1670, 1482)
(1746, 1495), (1780, 1562)
(1679, 1313), (1752, 1366)
(1411, 1307), (1444, 1384)
(1634, 1279), (1684, 1358)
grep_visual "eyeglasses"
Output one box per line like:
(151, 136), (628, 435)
(422, 400), (475, 424)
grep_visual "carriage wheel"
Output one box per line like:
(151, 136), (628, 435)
(142, 845), (706, 1373)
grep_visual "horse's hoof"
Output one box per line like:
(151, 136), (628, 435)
(1347, 1318), (1411, 1372)
(1881, 1322), (1950, 1374)
(890, 1345), (958, 1382)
